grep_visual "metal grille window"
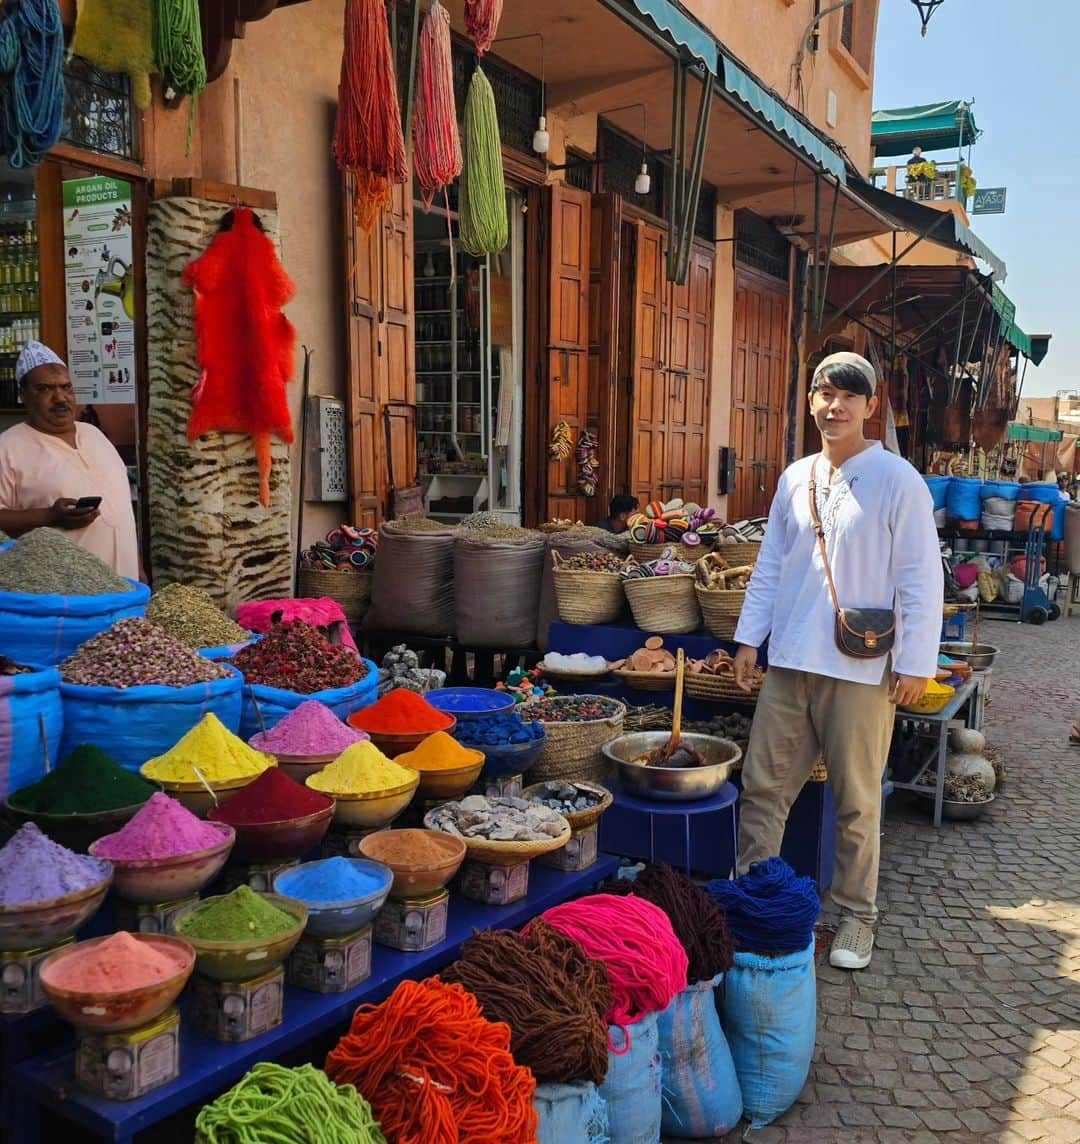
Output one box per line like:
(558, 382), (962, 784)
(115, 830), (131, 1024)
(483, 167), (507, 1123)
(695, 184), (717, 242)
(841, 4), (854, 51)
(62, 59), (139, 161)
(735, 210), (790, 281)
(564, 150), (594, 192)
(598, 122), (664, 218)
(451, 45), (542, 156)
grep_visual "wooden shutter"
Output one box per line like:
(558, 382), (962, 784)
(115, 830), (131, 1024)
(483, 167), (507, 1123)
(544, 183), (591, 522)
(381, 181), (416, 506)
(588, 193), (620, 515)
(630, 221), (667, 505)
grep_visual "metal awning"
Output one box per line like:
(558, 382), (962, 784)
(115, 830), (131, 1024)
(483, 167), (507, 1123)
(844, 180), (1007, 281)
(991, 286), (1051, 365)
(1008, 423), (1063, 444)
(871, 100), (980, 158)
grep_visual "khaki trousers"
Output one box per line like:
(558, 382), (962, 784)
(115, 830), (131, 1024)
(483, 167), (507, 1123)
(737, 666), (894, 926)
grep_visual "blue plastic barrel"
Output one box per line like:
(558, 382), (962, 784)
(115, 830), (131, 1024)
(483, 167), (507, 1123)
(946, 477), (982, 523)
(924, 476), (950, 511)
(979, 481), (1021, 503)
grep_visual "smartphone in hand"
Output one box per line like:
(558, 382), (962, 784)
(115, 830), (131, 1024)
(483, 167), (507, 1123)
(75, 496), (102, 511)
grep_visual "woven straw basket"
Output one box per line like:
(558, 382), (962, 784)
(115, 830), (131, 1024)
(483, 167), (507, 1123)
(551, 552), (625, 625)
(612, 669), (676, 692)
(684, 672), (763, 706)
(628, 541), (711, 564)
(525, 698), (626, 785)
(623, 575), (700, 634)
(712, 540), (761, 566)
(422, 813), (572, 867)
(695, 585), (747, 640)
(297, 569), (374, 624)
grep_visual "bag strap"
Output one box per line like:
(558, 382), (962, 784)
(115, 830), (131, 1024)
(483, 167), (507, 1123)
(807, 468), (842, 615)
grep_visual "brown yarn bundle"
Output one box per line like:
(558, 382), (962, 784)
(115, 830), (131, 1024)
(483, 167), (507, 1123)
(441, 920), (612, 1085)
(608, 863), (734, 984)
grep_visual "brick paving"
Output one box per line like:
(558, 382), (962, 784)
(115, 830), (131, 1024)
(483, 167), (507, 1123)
(723, 615), (1080, 1141)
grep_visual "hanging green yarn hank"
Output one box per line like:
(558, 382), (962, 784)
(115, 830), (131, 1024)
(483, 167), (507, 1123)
(460, 67), (508, 256)
(194, 1062), (388, 1144)
(152, 0), (206, 152)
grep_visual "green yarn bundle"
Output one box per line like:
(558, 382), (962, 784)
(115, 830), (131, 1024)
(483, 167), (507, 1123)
(460, 67), (508, 256)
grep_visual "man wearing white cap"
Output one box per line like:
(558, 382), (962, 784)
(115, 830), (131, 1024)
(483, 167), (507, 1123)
(0, 342), (139, 579)
(733, 352), (942, 970)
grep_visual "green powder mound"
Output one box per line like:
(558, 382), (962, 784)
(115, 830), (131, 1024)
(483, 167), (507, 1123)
(177, 885), (298, 941)
(10, 745), (157, 814)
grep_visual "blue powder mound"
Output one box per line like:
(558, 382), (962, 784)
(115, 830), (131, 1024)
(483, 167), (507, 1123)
(279, 857), (386, 903)
(452, 711), (545, 748)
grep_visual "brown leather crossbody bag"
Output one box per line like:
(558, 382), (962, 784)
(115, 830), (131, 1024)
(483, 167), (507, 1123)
(807, 473), (896, 659)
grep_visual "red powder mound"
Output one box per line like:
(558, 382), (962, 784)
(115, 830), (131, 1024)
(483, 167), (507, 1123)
(208, 767), (331, 825)
(349, 689), (454, 735)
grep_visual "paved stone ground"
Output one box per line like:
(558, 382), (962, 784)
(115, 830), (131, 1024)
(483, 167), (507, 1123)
(725, 615), (1080, 1142)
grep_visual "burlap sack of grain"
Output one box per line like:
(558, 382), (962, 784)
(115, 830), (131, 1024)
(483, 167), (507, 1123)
(454, 533), (546, 647)
(364, 521), (456, 636)
(536, 528), (630, 651)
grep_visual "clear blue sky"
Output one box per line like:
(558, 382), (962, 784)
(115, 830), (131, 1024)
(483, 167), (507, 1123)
(872, 0), (1080, 397)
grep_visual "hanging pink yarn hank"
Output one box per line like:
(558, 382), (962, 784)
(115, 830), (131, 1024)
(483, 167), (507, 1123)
(414, 0), (461, 209)
(526, 893), (688, 1051)
(465, 0), (503, 56)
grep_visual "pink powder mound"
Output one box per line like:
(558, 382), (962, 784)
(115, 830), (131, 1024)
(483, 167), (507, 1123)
(249, 699), (368, 757)
(47, 932), (188, 993)
(92, 792), (231, 860)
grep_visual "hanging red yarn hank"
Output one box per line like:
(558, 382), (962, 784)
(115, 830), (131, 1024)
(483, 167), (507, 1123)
(182, 209), (296, 508)
(333, 0), (409, 231)
(464, 0), (503, 56)
(414, 0), (461, 209)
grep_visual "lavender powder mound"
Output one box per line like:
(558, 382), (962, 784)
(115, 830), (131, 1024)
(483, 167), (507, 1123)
(0, 823), (110, 905)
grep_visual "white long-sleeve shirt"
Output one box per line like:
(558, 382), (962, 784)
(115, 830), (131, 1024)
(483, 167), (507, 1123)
(734, 442), (944, 685)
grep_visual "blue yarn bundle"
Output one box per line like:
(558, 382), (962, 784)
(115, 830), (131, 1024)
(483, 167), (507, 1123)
(705, 857), (820, 955)
(0, 0), (65, 168)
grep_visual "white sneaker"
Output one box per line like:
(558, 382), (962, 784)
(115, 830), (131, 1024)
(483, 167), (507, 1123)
(829, 917), (875, 970)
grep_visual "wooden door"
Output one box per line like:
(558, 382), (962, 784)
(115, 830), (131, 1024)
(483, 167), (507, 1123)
(664, 246), (712, 507)
(630, 221), (667, 505)
(588, 193), (620, 517)
(343, 175), (416, 526)
(731, 269), (788, 520)
(544, 183), (591, 522)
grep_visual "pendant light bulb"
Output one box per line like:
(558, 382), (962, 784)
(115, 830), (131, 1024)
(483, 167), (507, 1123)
(532, 114), (550, 155)
(635, 161), (651, 196)
(423, 252), (436, 278)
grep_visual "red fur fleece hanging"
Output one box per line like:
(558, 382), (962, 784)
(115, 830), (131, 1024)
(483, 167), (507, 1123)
(182, 208), (297, 506)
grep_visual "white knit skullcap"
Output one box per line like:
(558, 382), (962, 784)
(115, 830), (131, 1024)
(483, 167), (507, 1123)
(811, 351), (877, 395)
(16, 341), (66, 384)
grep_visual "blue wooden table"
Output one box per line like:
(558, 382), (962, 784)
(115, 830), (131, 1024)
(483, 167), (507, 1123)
(9, 858), (620, 1144)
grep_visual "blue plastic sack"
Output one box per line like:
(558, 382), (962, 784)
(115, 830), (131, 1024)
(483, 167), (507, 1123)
(59, 666), (243, 774)
(236, 668), (378, 741)
(946, 477), (982, 523)
(980, 481), (1021, 503)
(0, 666), (63, 797)
(0, 580), (149, 668)
(598, 1013), (662, 1144)
(534, 1081), (609, 1144)
(658, 976), (742, 1138)
(721, 941), (816, 1129)
(923, 475), (950, 511)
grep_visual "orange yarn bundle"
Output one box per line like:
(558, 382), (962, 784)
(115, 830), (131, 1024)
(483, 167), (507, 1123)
(464, 0), (503, 56)
(325, 977), (538, 1144)
(414, 0), (461, 209)
(333, 0), (409, 230)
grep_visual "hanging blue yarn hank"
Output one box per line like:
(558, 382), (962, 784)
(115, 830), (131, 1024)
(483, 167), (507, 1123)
(0, 0), (65, 168)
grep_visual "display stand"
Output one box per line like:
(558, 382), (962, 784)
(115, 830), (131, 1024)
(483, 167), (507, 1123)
(9, 859), (619, 1143)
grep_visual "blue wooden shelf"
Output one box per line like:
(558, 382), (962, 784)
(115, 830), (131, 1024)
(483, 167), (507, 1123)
(9, 857), (620, 1143)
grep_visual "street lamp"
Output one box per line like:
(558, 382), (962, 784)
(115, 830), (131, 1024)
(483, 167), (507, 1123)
(910, 0), (946, 37)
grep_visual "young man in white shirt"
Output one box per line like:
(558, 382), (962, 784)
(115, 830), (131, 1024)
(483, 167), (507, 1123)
(733, 352), (943, 970)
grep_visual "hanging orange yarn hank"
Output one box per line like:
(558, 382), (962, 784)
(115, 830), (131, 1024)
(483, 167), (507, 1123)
(464, 0), (503, 56)
(325, 977), (538, 1144)
(182, 209), (296, 508)
(333, 0), (409, 231)
(414, 0), (461, 209)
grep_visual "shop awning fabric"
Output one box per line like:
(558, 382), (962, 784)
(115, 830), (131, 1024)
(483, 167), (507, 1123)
(1008, 424), (1063, 444)
(991, 286), (1050, 365)
(619, 0), (718, 72)
(871, 100), (980, 158)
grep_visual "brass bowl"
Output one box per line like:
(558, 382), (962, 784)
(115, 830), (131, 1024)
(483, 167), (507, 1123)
(601, 732), (741, 801)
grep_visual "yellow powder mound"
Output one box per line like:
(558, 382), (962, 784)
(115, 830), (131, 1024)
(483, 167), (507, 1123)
(142, 713), (275, 784)
(306, 740), (417, 795)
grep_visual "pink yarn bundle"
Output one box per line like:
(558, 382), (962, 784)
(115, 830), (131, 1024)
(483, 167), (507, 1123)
(527, 893), (689, 1050)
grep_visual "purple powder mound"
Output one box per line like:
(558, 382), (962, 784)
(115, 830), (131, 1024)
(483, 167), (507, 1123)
(0, 823), (110, 905)
(249, 699), (368, 756)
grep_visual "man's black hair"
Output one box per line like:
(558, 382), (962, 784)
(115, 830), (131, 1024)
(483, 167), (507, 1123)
(811, 362), (874, 400)
(610, 494), (638, 517)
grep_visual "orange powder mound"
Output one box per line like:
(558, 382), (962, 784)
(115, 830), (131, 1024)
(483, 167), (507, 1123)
(47, 932), (188, 993)
(396, 731), (483, 772)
